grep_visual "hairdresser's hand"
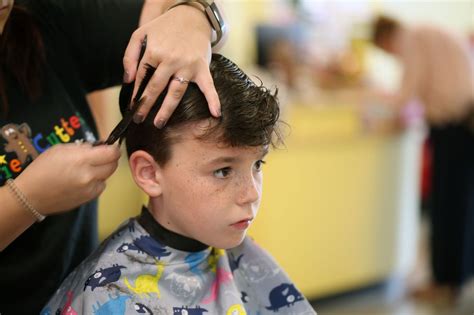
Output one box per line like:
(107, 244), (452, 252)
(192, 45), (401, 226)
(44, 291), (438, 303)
(123, 4), (221, 128)
(13, 143), (120, 216)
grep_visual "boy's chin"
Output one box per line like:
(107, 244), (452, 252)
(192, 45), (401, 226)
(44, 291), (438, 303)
(207, 234), (246, 250)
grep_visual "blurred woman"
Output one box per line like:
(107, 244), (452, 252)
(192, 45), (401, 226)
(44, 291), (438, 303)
(372, 15), (474, 303)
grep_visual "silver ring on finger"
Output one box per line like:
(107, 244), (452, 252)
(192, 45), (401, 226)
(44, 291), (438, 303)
(172, 76), (190, 84)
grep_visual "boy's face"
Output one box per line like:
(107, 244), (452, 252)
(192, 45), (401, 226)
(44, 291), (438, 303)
(153, 122), (268, 249)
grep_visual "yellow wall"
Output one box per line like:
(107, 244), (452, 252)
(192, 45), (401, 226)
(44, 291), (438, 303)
(248, 105), (421, 298)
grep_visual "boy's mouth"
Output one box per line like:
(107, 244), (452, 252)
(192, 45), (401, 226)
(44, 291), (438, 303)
(230, 218), (253, 230)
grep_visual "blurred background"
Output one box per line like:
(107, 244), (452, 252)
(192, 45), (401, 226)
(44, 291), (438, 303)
(88, 1), (474, 314)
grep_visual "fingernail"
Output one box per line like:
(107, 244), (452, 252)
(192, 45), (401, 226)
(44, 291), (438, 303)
(155, 118), (167, 129)
(123, 71), (130, 83)
(215, 107), (221, 117)
(133, 113), (144, 124)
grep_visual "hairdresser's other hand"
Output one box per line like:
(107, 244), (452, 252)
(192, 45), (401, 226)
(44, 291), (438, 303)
(123, 4), (221, 128)
(13, 143), (120, 216)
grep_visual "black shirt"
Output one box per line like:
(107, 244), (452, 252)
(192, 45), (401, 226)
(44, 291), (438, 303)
(0, 1), (143, 313)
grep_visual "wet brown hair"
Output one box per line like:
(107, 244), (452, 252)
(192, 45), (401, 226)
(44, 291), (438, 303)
(371, 15), (400, 47)
(0, 4), (45, 117)
(124, 54), (283, 166)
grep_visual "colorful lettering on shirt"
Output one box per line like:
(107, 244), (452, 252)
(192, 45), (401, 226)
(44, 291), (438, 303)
(61, 118), (76, 136)
(9, 158), (22, 173)
(54, 125), (70, 142)
(0, 114), (88, 182)
(0, 165), (12, 179)
(69, 115), (81, 129)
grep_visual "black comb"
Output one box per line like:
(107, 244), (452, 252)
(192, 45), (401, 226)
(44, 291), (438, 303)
(97, 36), (157, 146)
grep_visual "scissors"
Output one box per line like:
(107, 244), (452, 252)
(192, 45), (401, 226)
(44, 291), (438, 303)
(95, 35), (156, 146)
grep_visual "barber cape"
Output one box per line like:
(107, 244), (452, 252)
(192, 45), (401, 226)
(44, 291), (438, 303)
(42, 207), (316, 315)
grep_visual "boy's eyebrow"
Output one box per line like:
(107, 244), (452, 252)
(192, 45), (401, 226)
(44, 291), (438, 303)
(208, 147), (269, 165)
(208, 156), (239, 164)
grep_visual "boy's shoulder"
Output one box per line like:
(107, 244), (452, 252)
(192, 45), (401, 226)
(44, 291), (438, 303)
(42, 218), (152, 313)
(226, 236), (275, 272)
(226, 236), (290, 281)
(225, 237), (316, 314)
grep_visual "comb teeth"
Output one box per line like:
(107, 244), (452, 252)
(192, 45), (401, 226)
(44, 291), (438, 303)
(134, 64), (156, 102)
(119, 35), (151, 115)
(118, 64), (156, 115)
(119, 82), (134, 115)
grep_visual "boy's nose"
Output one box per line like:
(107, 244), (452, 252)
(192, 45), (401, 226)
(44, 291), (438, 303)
(237, 174), (261, 205)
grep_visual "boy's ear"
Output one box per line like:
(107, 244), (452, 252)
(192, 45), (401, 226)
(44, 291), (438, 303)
(129, 150), (163, 197)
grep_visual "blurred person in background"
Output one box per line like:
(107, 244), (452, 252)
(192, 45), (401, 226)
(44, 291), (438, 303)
(371, 15), (474, 304)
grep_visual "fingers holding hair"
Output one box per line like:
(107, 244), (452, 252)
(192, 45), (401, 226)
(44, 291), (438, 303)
(122, 31), (145, 83)
(124, 36), (221, 128)
(153, 73), (192, 128)
(193, 66), (221, 117)
(132, 60), (174, 125)
(137, 63), (221, 128)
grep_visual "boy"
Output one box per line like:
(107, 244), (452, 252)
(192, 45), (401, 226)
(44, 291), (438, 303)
(43, 54), (316, 315)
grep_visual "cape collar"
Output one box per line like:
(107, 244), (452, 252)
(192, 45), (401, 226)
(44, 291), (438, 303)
(137, 206), (209, 252)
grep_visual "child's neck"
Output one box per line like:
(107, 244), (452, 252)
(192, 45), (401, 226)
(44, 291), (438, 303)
(140, 203), (208, 252)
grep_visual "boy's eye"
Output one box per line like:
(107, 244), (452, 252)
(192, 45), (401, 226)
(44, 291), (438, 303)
(254, 160), (266, 171)
(214, 167), (232, 178)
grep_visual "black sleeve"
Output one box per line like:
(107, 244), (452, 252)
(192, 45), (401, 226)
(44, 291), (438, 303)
(23, 0), (144, 92)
